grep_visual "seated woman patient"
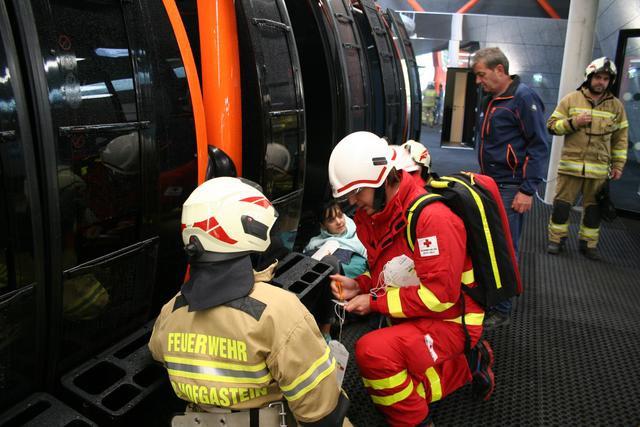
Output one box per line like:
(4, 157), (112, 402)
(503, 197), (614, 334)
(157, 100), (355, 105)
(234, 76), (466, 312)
(304, 201), (367, 279)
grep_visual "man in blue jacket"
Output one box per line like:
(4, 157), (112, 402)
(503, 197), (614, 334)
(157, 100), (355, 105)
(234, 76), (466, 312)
(471, 47), (549, 329)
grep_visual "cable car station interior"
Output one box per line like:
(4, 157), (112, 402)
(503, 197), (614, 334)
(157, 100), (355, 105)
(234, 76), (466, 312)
(0, 0), (638, 425)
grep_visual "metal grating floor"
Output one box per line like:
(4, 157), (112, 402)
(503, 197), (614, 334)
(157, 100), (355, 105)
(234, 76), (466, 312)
(341, 200), (640, 426)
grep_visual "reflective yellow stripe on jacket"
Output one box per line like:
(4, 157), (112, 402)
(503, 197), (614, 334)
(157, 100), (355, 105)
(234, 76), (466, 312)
(612, 147), (627, 163)
(385, 272), (472, 318)
(280, 347), (336, 401)
(550, 110), (572, 135)
(558, 159), (609, 177)
(165, 356), (272, 384)
(568, 107), (617, 120)
(64, 281), (107, 318)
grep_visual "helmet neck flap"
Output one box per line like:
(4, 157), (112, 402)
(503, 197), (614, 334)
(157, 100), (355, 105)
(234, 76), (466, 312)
(181, 255), (255, 311)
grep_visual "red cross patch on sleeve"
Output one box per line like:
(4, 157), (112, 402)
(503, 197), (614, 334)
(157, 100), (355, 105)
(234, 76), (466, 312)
(417, 236), (439, 257)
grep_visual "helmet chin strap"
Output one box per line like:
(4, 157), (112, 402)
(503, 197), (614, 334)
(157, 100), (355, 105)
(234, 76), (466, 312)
(185, 236), (252, 263)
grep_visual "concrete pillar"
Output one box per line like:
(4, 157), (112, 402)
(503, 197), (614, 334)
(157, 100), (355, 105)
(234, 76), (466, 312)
(544, 0), (599, 203)
(447, 13), (463, 68)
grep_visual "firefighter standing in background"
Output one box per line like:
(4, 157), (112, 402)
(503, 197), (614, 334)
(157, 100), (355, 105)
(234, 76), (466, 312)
(327, 132), (494, 427)
(149, 177), (349, 426)
(546, 57), (628, 260)
(422, 83), (438, 127)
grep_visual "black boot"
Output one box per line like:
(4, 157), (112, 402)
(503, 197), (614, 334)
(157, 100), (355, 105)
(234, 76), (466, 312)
(415, 414), (434, 427)
(547, 238), (565, 255)
(547, 242), (561, 255)
(466, 340), (495, 401)
(579, 240), (601, 260)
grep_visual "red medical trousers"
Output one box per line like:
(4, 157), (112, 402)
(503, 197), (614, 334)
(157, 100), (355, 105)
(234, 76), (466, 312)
(355, 318), (482, 427)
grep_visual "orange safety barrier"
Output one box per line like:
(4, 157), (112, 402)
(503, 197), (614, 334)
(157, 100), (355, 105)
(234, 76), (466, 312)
(198, 0), (243, 176)
(161, 0), (209, 184)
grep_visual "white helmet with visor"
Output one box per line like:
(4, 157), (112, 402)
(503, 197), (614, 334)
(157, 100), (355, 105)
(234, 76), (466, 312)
(328, 131), (397, 199)
(181, 177), (277, 260)
(584, 57), (617, 86)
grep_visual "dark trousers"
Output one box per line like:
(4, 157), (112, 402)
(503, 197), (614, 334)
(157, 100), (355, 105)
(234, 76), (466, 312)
(492, 184), (523, 315)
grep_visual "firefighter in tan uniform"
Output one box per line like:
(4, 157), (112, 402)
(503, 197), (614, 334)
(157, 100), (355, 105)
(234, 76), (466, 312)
(149, 177), (349, 426)
(546, 57), (629, 260)
(422, 83), (437, 127)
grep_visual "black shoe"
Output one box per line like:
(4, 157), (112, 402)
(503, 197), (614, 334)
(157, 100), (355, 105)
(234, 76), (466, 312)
(415, 414), (434, 427)
(482, 311), (510, 331)
(547, 241), (561, 254)
(468, 340), (495, 401)
(547, 238), (565, 255)
(579, 241), (601, 260)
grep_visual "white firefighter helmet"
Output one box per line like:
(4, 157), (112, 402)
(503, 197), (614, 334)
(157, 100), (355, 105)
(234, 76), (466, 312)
(402, 140), (431, 172)
(584, 57), (617, 85)
(328, 131), (397, 198)
(393, 145), (420, 173)
(181, 177), (277, 258)
(101, 132), (140, 175)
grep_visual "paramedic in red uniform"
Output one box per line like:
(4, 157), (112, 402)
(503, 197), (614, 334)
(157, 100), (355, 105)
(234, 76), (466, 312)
(327, 132), (495, 427)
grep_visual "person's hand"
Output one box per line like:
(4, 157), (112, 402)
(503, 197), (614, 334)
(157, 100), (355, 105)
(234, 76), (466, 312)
(512, 192), (533, 213)
(610, 169), (623, 180)
(330, 274), (360, 300)
(574, 111), (592, 127)
(345, 294), (371, 315)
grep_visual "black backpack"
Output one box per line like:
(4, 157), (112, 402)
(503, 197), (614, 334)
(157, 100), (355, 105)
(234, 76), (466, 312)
(405, 173), (522, 309)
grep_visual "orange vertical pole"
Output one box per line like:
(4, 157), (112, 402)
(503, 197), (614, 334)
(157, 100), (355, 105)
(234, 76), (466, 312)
(536, 0), (561, 19)
(456, 0), (479, 14)
(198, 0), (243, 176)
(406, 0), (425, 12)
(161, 0), (208, 184)
(434, 51), (445, 94)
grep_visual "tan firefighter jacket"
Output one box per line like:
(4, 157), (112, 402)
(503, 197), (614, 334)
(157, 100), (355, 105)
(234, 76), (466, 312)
(547, 87), (628, 178)
(422, 88), (437, 108)
(149, 262), (340, 424)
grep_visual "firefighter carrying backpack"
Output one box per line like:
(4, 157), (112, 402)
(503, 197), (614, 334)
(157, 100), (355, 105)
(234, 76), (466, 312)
(405, 172), (522, 309)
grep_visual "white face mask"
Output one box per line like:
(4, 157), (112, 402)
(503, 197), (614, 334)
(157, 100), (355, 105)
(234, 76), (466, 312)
(383, 255), (420, 287)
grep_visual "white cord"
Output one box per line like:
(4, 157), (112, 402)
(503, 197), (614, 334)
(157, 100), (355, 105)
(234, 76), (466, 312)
(333, 302), (346, 342)
(369, 271), (387, 299)
(535, 177), (556, 206)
